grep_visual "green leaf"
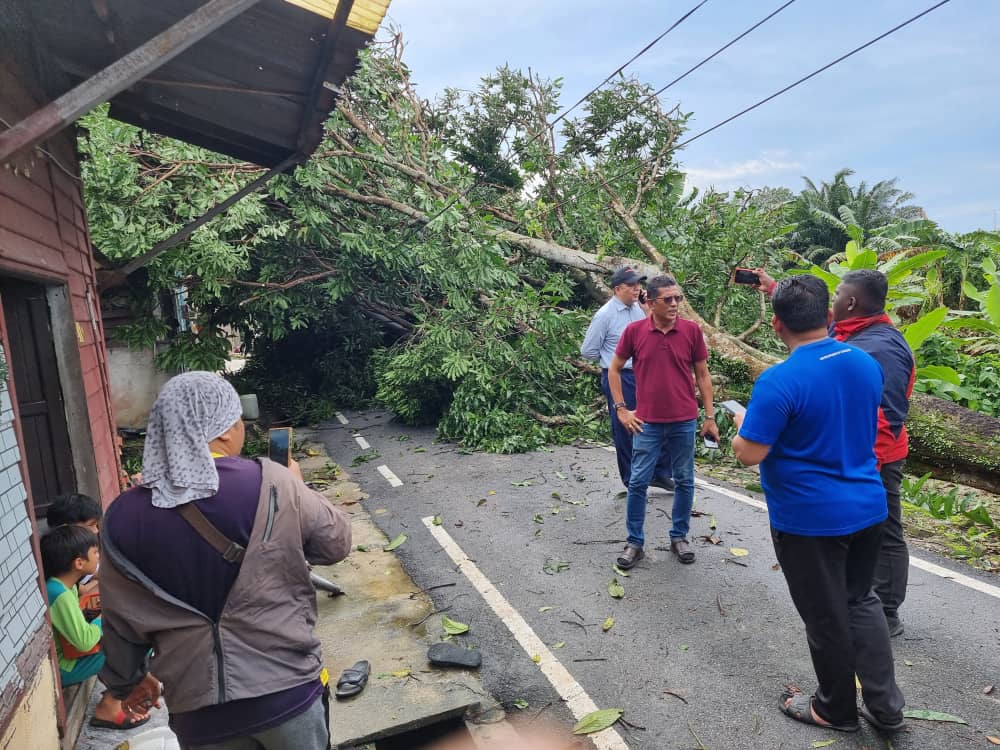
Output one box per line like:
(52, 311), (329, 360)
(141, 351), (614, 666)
(849, 249), (878, 269)
(962, 280), (987, 304)
(383, 533), (407, 552)
(355, 544), (368, 552)
(902, 709), (967, 724)
(884, 249), (948, 285)
(902, 306), (947, 351)
(543, 558), (570, 575)
(611, 563), (630, 577)
(985, 283), (1000, 327)
(608, 578), (625, 599)
(538, 606), (554, 613)
(845, 240), (860, 264)
(812, 740), (837, 748)
(915, 365), (961, 386)
(573, 708), (623, 735)
(552, 641), (565, 649)
(533, 514), (544, 524)
(513, 698), (528, 710)
(441, 615), (469, 635)
(602, 616), (614, 631)
(432, 515), (443, 526)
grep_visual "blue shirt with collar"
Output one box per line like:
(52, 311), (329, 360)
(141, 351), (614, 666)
(580, 296), (647, 369)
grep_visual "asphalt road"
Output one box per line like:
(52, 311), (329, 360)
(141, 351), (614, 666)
(319, 409), (1000, 749)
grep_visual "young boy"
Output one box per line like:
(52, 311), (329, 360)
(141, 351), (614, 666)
(41, 525), (147, 730)
(47, 493), (102, 605)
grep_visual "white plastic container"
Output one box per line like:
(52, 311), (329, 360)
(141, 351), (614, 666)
(116, 726), (180, 750)
(240, 393), (260, 421)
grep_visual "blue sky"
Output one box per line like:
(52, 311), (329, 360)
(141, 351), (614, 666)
(382, 0), (999, 233)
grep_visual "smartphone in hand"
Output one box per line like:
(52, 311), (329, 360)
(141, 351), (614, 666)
(268, 427), (292, 466)
(703, 436), (720, 450)
(733, 268), (760, 286)
(638, 289), (647, 304)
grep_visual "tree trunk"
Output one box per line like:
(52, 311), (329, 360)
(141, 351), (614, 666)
(905, 393), (1000, 494)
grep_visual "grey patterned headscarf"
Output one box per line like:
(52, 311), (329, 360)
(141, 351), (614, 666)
(141, 371), (244, 508)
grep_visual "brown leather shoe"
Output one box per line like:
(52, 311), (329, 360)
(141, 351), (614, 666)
(670, 538), (695, 564)
(616, 543), (644, 570)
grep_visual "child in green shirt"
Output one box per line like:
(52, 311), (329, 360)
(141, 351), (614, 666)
(41, 525), (148, 730)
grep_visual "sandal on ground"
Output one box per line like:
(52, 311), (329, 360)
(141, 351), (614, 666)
(428, 641), (482, 668)
(335, 660), (371, 699)
(616, 543), (644, 570)
(859, 703), (906, 732)
(779, 691), (859, 733)
(89, 709), (150, 731)
(670, 538), (695, 564)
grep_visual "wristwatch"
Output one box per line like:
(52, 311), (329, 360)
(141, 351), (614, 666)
(613, 402), (627, 411)
(704, 415), (716, 421)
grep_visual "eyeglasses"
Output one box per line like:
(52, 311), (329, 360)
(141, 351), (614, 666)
(651, 294), (684, 304)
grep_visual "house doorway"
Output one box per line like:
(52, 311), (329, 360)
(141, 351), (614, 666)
(0, 278), (75, 519)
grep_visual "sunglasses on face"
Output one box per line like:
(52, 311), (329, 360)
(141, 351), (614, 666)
(651, 294), (683, 304)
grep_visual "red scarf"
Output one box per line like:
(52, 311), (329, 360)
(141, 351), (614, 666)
(832, 313), (894, 342)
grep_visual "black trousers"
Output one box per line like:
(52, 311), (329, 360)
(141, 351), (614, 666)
(873, 460), (909, 619)
(772, 522), (905, 725)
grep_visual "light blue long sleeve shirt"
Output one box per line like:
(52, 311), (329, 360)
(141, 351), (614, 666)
(580, 297), (647, 369)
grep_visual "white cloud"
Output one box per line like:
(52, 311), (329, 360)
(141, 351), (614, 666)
(684, 157), (802, 184)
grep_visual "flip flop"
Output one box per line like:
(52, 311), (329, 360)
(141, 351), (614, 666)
(335, 660), (370, 699)
(89, 709), (150, 731)
(779, 691), (859, 733)
(428, 641), (482, 668)
(859, 704), (906, 732)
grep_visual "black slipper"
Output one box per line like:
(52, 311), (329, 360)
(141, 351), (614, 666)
(428, 642), (482, 668)
(780, 692), (859, 733)
(335, 660), (370, 698)
(859, 704), (906, 732)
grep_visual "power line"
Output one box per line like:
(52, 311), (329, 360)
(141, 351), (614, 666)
(550, 0), (709, 128)
(540, 0), (954, 220)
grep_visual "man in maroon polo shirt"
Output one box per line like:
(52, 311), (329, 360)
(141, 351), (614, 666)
(608, 274), (719, 570)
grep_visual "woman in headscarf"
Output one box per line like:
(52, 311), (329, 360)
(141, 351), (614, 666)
(97, 372), (352, 750)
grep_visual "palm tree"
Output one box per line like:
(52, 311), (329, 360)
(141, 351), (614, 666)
(788, 169), (925, 263)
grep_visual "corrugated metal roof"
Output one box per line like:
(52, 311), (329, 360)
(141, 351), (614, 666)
(283, 0), (391, 34)
(17, 0), (392, 166)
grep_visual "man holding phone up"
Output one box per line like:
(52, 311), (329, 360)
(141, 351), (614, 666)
(608, 274), (719, 570)
(581, 267), (673, 491)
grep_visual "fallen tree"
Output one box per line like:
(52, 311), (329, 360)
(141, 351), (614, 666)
(81, 35), (999, 485)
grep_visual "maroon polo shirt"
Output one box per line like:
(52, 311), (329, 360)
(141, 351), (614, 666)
(615, 316), (708, 423)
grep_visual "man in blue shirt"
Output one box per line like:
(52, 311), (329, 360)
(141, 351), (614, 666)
(732, 275), (905, 735)
(580, 267), (672, 490)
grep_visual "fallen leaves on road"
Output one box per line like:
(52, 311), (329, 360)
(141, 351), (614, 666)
(729, 547), (749, 557)
(986, 736), (1000, 746)
(902, 709), (967, 724)
(552, 641), (565, 649)
(699, 535), (722, 545)
(477, 498), (487, 507)
(441, 615), (469, 635)
(709, 515), (717, 530)
(513, 699), (528, 710)
(812, 740), (836, 748)
(984, 684), (995, 695)
(384, 533), (407, 551)
(602, 617), (614, 632)
(612, 563), (630, 577)
(533, 513), (544, 524)
(539, 606), (554, 613)
(573, 708), (623, 735)
(608, 578), (625, 599)
(511, 479), (534, 487)
(543, 558), (570, 575)
(531, 654), (541, 664)
(432, 515), (442, 526)
(771, 563), (781, 571)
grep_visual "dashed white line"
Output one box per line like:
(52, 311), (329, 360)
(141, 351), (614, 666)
(335, 412), (349, 425)
(377, 465), (403, 488)
(695, 476), (767, 511)
(423, 517), (630, 750)
(354, 435), (370, 450)
(694, 477), (1000, 601)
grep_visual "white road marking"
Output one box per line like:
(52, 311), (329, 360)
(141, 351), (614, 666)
(908, 556), (1000, 600)
(354, 435), (370, 450)
(694, 477), (1000, 601)
(694, 477), (767, 511)
(377, 465), (403, 488)
(335, 412), (349, 425)
(423, 517), (630, 750)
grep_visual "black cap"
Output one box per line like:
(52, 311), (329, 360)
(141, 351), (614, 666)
(609, 267), (646, 287)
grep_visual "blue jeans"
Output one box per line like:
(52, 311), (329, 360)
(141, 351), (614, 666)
(625, 420), (696, 547)
(600, 369), (671, 486)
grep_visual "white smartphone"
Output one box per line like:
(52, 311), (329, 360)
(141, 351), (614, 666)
(703, 436), (720, 450)
(719, 400), (747, 417)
